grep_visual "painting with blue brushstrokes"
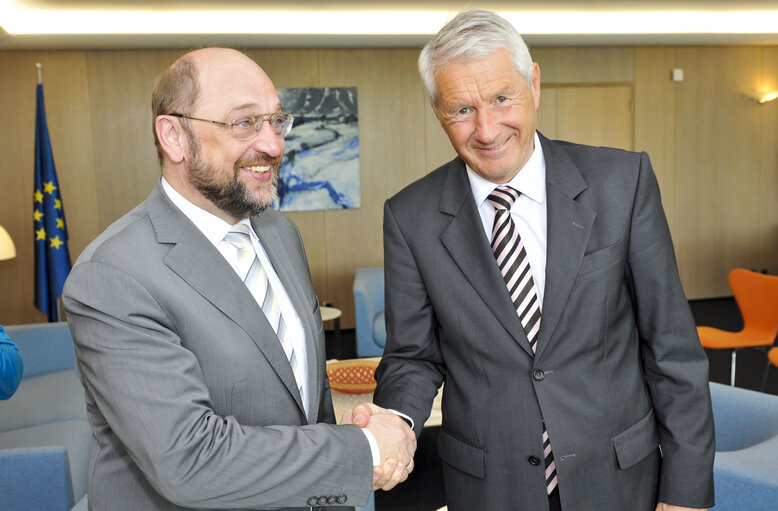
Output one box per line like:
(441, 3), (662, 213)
(275, 87), (360, 211)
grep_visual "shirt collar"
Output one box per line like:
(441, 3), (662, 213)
(160, 177), (249, 246)
(466, 131), (546, 207)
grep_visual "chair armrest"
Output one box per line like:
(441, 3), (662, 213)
(0, 446), (73, 511)
(4, 323), (76, 378)
(710, 382), (778, 450)
(353, 268), (385, 358)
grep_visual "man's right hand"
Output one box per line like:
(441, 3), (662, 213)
(342, 403), (417, 491)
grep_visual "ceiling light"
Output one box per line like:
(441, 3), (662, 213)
(1, 2), (778, 37)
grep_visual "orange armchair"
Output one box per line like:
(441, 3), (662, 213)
(697, 268), (778, 386)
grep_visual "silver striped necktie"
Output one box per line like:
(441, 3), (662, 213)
(224, 224), (303, 397)
(488, 185), (558, 495)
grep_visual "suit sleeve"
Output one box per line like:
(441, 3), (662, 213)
(373, 199), (445, 434)
(628, 152), (715, 508)
(63, 260), (373, 509)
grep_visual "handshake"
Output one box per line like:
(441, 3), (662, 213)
(342, 403), (417, 491)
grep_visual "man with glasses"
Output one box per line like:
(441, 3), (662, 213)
(63, 47), (414, 511)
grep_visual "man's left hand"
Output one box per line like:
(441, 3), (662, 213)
(656, 503), (707, 511)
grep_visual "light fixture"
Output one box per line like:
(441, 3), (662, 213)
(747, 91), (778, 104)
(1, 2), (778, 39)
(0, 225), (16, 261)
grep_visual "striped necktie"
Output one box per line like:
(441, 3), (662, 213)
(488, 185), (558, 495)
(224, 224), (303, 398)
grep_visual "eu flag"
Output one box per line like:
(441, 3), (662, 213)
(34, 83), (71, 322)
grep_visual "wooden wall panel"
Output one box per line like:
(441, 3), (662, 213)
(0, 50), (96, 324)
(85, 50), (181, 231)
(424, 105), (457, 173)
(0, 52), (39, 324)
(1, 44), (776, 326)
(316, 49), (426, 326)
(759, 47), (778, 275)
(536, 87), (558, 139)
(532, 47), (634, 84)
(554, 85), (633, 151)
(676, 47), (764, 297)
(635, 48), (679, 237)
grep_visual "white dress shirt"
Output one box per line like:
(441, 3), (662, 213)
(160, 178), (309, 412)
(466, 132), (548, 308)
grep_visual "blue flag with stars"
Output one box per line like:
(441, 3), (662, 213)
(34, 82), (72, 322)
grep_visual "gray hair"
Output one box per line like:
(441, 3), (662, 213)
(418, 9), (534, 107)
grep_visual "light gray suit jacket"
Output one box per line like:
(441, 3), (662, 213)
(63, 181), (372, 510)
(373, 134), (715, 511)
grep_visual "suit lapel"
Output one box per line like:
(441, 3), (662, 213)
(438, 159), (535, 356)
(146, 182), (307, 419)
(251, 213), (316, 422)
(534, 134), (595, 360)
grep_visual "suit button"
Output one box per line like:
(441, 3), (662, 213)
(307, 496), (319, 506)
(528, 455), (541, 466)
(327, 496), (337, 504)
(337, 495), (348, 504)
(318, 496), (328, 505)
(533, 369), (545, 381)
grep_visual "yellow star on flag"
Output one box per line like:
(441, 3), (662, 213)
(33, 209), (44, 222)
(56, 217), (64, 229)
(54, 198), (62, 210)
(49, 235), (64, 250)
(36, 227), (47, 240)
(43, 181), (57, 195)
(34, 190), (44, 203)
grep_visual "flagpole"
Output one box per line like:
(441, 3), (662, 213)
(36, 62), (42, 84)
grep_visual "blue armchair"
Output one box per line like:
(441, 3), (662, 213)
(0, 322), (89, 511)
(709, 382), (778, 510)
(353, 267), (386, 358)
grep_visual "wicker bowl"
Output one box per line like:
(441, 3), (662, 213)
(326, 358), (380, 394)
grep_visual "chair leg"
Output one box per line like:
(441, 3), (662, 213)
(729, 349), (737, 386)
(761, 360), (773, 392)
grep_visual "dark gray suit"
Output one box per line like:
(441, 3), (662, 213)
(63, 181), (372, 510)
(373, 134), (715, 511)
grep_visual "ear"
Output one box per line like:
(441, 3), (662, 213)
(155, 115), (188, 163)
(531, 62), (541, 110)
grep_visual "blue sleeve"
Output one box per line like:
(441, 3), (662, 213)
(0, 325), (24, 399)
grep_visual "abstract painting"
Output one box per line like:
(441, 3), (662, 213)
(275, 87), (360, 211)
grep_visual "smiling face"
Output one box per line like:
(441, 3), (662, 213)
(434, 48), (540, 184)
(181, 48), (286, 222)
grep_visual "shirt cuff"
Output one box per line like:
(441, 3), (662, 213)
(360, 428), (381, 466)
(389, 409), (415, 430)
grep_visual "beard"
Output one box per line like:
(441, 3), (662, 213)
(186, 136), (281, 220)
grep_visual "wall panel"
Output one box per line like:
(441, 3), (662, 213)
(535, 87), (558, 139)
(532, 47), (634, 84)
(0, 51), (96, 324)
(86, 50), (181, 231)
(759, 47), (778, 277)
(676, 47), (764, 297)
(316, 48), (426, 325)
(554, 85), (633, 151)
(1, 44), (777, 327)
(635, 48), (679, 237)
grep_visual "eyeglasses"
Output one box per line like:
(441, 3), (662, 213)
(168, 112), (295, 139)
